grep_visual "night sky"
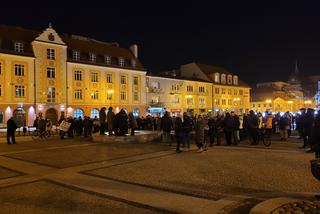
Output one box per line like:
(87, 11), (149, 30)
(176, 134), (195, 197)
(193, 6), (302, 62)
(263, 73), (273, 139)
(1, 2), (320, 85)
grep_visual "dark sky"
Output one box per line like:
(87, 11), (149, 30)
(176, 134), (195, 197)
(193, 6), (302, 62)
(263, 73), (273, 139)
(1, 2), (320, 85)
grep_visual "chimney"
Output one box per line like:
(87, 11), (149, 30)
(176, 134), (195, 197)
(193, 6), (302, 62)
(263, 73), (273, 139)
(129, 44), (138, 58)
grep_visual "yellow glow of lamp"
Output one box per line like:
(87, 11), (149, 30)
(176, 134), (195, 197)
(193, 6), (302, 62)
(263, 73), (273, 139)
(287, 101), (293, 104)
(266, 99), (272, 103)
(107, 90), (114, 94)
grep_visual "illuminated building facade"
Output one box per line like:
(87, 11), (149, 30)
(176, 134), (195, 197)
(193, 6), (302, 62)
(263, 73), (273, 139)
(0, 25), (146, 126)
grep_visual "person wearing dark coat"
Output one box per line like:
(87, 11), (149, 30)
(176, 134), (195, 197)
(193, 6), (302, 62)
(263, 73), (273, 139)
(182, 113), (193, 149)
(99, 107), (107, 135)
(311, 114), (320, 158)
(247, 110), (259, 145)
(303, 108), (314, 149)
(175, 117), (183, 153)
(7, 117), (17, 144)
(207, 115), (216, 147)
(223, 113), (233, 146)
(83, 116), (92, 137)
(231, 112), (240, 145)
(106, 107), (115, 136)
(128, 112), (137, 136)
(160, 111), (173, 146)
(117, 109), (128, 136)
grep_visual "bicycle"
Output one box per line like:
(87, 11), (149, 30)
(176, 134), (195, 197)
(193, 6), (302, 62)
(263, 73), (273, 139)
(257, 128), (272, 147)
(32, 129), (50, 140)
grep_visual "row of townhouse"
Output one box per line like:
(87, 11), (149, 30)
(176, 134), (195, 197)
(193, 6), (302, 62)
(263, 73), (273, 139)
(0, 24), (250, 127)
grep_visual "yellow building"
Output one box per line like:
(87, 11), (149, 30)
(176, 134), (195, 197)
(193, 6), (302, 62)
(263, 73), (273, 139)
(0, 25), (146, 126)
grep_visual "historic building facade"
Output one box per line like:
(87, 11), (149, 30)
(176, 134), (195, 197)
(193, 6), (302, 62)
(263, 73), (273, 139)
(0, 25), (146, 126)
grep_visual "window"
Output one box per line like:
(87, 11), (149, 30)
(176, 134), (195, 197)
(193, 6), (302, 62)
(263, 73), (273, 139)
(269, 104), (272, 107)
(239, 90), (243, 95)
(73, 109), (84, 118)
(151, 81), (160, 89)
(222, 99), (226, 105)
(133, 91), (139, 101)
(14, 42), (23, 52)
(233, 76), (238, 85)
(215, 88), (219, 94)
(186, 97), (193, 105)
(187, 85), (193, 92)
(131, 59), (136, 67)
(172, 96), (179, 104)
(214, 73), (220, 83)
(89, 53), (96, 62)
(119, 57), (124, 66)
(199, 86), (205, 93)
(258, 104), (261, 107)
(74, 70), (82, 81)
(234, 89), (238, 95)
(228, 89), (232, 95)
(47, 88), (55, 103)
(0, 62), (2, 75)
(228, 99), (232, 105)
(227, 75), (232, 84)
(106, 73), (112, 83)
(91, 72), (98, 82)
(14, 64), (25, 76)
(104, 55), (111, 64)
(91, 90), (99, 100)
(47, 67), (55, 78)
(0, 84), (2, 96)
(90, 109), (99, 118)
(172, 84), (180, 91)
(221, 74), (226, 84)
(252, 104), (255, 108)
(74, 89), (82, 100)
(215, 99), (220, 105)
(120, 91), (126, 100)
(73, 51), (80, 60)
(221, 88), (226, 94)
(107, 91), (113, 100)
(199, 98), (205, 105)
(15, 85), (25, 97)
(133, 76), (139, 85)
(264, 104), (266, 107)
(120, 75), (126, 84)
(46, 48), (55, 60)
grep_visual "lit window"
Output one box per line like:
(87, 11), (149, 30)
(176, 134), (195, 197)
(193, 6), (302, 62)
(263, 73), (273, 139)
(133, 92), (139, 101)
(14, 64), (25, 76)
(215, 88), (219, 94)
(228, 89), (232, 95)
(239, 90), (243, 95)
(234, 89), (238, 95)
(74, 70), (82, 81)
(89, 53), (96, 62)
(221, 88), (226, 94)
(215, 99), (220, 105)
(187, 85), (193, 92)
(233, 76), (238, 85)
(0, 84), (2, 96)
(47, 48), (55, 60)
(119, 57), (124, 66)
(199, 86), (205, 93)
(199, 98), (205, 105)
(227, 75), (232, 84)
(73, 109), (84, 118)
(120, 75), (126, 84)
(215, 73), (220, 83)
(186, 97), (193, 105)
(228, 99), (232, 105)
(253, 104), (255, 108)
(91, 72), (98, 82)
(133, 76), (139, 85)
(104, 55), (111, 64)
(106, 73), (112, 83)
(172, 96), (179, 104)
(74, 89), (82, 100)
(90, 109), (99, 118)
(222, 99), (226, 105)
(91, 90), (99, 100)
(15, 85), (25, 97)
(73, 51), (80, 60)
(107, 91), (113, 100)
(47, 87), (56, 103)
(14, 42), (23, 52)
(120, 91), (126, 100)
(221, 74), (226, 84)
(47, 67), (55, 78)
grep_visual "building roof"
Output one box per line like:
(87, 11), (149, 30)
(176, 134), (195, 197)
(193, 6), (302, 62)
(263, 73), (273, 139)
(193, 63), (250, 87)
(0, 25), (144, 70)
(251, 86), (288, 102)
(147, 73), (212, 83)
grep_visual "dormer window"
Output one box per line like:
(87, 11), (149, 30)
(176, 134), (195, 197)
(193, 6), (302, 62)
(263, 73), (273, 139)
(104, 55), (111, 64)
(227, 75), (233, 85)
(118, 57), (124, 67)
(214, 73), (220, 83)
(233, 76), (238, 85)
(89, 53), (96, 62)
(47, 48), (55, 60)
(131, 59), (136, 68)
(73, 50), (80, 61)
(14, 42), (23, 52)
(221, 74), (226, 84)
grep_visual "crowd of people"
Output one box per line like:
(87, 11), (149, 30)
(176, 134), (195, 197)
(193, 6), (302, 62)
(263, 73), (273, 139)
(5, 106), (320, 159)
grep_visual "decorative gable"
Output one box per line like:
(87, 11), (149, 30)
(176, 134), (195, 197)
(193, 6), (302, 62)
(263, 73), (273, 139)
(35, 24), (65, 45)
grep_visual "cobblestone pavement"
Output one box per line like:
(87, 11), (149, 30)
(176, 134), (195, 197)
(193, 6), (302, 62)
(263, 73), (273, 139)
(271, 200), (320, 214)
(0, 132), (319, 213)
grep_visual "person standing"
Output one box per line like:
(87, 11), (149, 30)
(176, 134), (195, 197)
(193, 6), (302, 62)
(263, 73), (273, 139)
(231, 112), (240, 145)
(195, 115), (205, 152)
(182, 112), (192, 149)
(128, 112), (138, 136)
(279, 115), (288, 141)
(247, 110), (259, 145)
(117, 109), (128, 136)
(175, 116), (183, 153)
(304, 108), (315, 152)
(106, 107), (115, 136)
(223, 112), (233, 146)
(160, 111), (173, 146)
(311, 113), (320, 158)
(7, 117), (17, 144)
(99, 107), (107, 135)
(207, 114), (216, 147)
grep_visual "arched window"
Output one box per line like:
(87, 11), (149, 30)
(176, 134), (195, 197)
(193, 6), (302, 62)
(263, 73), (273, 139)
(221, 74), (226, 84)
(214, 73), (220, 83)
(73, 109), (84, 119)
(233, 76), (238, 85)
(90, 109), (99, 118)
(227, 75), (232, 85)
